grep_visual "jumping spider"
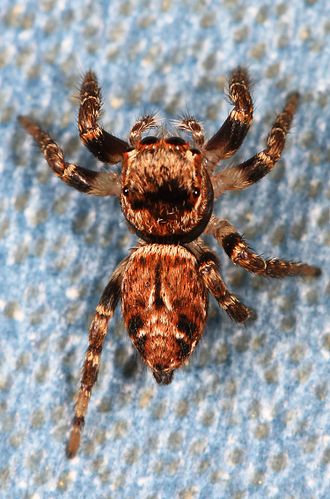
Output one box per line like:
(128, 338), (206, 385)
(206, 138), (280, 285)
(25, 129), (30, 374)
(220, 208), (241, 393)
(19, 67), (320, 458)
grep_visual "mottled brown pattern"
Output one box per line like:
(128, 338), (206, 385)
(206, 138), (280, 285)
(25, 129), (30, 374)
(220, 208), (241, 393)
(122, 244), (208, 383)
(19, 67), (321, 458)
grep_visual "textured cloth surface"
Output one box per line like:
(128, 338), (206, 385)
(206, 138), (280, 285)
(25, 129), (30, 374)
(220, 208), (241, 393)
(1, 1), (330, 497)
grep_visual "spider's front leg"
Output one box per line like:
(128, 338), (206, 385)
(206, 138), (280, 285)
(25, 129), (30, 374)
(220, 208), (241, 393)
(204, 67), (253, 173)
(207, 217), (321, 278)
(79, 71), (129, 163)
(67, 259), (127, 458)
(211, 92), (299, 197)
(19, 116), (121, 196)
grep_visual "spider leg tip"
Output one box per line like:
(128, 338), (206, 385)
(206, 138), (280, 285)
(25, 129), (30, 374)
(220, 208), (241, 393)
(66, 434), (80, 459)
(17, 115), (28, 125)
(308, 265), (322, 277)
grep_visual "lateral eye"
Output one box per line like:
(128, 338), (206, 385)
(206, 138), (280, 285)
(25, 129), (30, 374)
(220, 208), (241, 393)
(192, 188), (200, 198)
(123, 186), (129, 196)
(140, 136), (159, 145)
(190, 148), (200, 155)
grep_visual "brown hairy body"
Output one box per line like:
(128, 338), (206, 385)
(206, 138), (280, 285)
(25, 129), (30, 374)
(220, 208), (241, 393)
(122, 243), (208, 384)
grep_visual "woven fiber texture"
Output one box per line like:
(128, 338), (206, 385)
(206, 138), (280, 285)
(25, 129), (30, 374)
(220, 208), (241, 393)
(1, 1), (329, 497)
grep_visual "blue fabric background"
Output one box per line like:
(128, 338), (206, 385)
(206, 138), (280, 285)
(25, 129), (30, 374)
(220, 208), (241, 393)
(1, 1), (329, 497)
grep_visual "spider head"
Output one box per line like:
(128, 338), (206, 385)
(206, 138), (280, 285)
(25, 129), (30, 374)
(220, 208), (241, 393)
(121, 136), (213, 243)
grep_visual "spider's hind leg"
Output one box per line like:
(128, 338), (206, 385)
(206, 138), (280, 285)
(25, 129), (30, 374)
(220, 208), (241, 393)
(67, 258), (127, 458)
(188, 241), (254, 323)
(207, 217), (321, 278)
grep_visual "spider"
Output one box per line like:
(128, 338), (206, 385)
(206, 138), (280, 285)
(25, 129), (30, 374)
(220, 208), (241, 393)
(19, 67), (320, 458)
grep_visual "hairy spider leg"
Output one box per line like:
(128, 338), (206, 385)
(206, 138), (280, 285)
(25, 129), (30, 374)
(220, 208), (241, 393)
(19, 116), (121, 196)
(211, 92), (299, 197)
(204, 67), (253, 172)
(67, 260), (127, 458)
(207, 217), (321, 278)
(79, 70), (129, 163)
(188, 241), (254, 322)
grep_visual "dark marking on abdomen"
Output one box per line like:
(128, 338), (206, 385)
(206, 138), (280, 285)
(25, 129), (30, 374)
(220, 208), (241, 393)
(176, 338), (191, 359)
(154, 261), (164, 309)
(177, 314), (197, 339)
(128, 315), (144, 338)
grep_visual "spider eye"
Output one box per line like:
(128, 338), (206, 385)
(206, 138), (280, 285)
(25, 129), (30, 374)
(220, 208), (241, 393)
(193, 188), (200, 198)
(190, 148), (200, 155)
(123, 187), (129, 196)
(140, 136), (159, 145)
(165, 137), (187, 146)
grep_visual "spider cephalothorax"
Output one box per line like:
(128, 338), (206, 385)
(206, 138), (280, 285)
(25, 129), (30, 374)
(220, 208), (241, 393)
(19, 67), (320, 458)
(121, 136), (213, 243)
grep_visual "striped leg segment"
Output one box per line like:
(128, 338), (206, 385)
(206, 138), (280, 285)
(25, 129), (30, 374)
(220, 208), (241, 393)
(67, 261), (126, 458)
(19, 116), (121, 196)
(188, 242), (253, 322)
(79, 71), (129, 163)
(199, 257), (252, 322)
(212, 92), (299, 197)
(207, 217), (321, 278)
(205, 67), (253, 172)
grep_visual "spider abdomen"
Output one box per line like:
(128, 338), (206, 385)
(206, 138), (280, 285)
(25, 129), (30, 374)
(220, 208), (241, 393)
(121, 244), (208, 384)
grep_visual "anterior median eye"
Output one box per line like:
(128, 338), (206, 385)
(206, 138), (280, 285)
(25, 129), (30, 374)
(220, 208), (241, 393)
(140, 136), (159, 145)
(165, 137), (187, 146)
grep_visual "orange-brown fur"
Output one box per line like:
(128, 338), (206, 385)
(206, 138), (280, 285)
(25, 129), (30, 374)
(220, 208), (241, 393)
(121, 142), (213, 243)
(122, 244), (208, 383)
